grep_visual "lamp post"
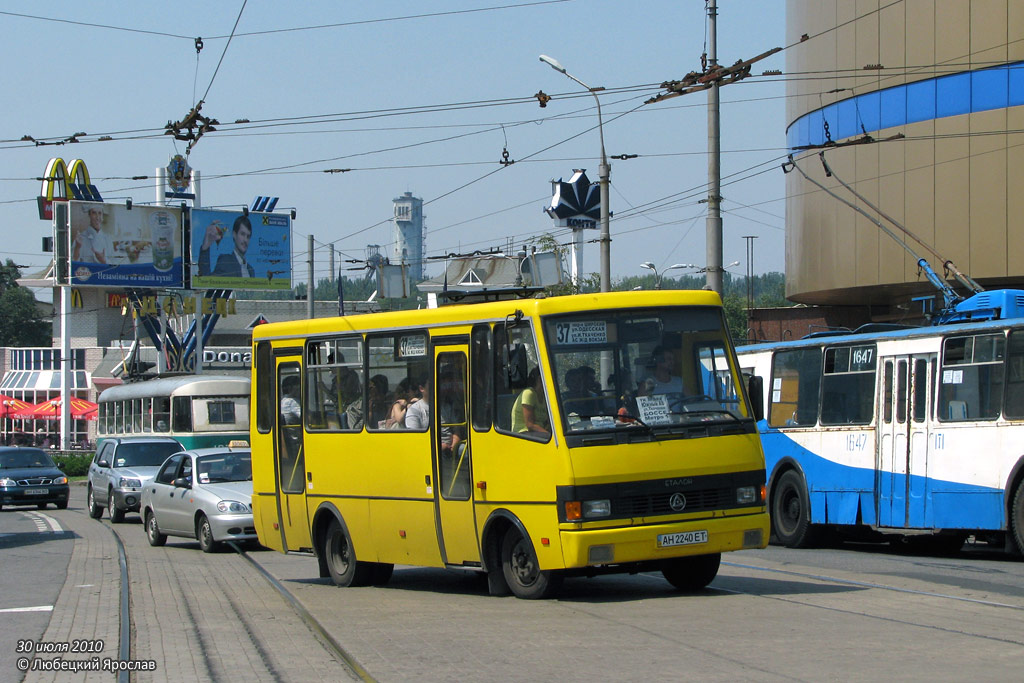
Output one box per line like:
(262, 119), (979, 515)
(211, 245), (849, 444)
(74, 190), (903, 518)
(540, 54), (611, 293)
(640, 262), (691, 289)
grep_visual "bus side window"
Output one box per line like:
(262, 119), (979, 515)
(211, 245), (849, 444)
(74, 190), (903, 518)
(256, 341), (274, 433)
(172, 396), (192, 432)
(471, 325), (493, 431)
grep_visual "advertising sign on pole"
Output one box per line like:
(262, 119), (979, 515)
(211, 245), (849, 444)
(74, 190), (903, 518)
(68, 201), (184, 288)
(191, 208), (292, 290)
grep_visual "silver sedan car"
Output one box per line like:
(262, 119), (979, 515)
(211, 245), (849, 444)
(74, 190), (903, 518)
(140, 444), (256, 553)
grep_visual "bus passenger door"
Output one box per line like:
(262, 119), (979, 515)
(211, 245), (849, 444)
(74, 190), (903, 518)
(876, 354), (933, 528)
(276, 361), (312, 551)
(433, 348), (480, 565)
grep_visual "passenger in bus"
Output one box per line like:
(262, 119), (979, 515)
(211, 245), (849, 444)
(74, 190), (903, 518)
(563, 366), (598, 415)
(511, 367), (550, 436)
(280, 376), (301, 425)
(384, 379), (418, 429)
(405, 375), (431, 431)
(437, 371), (466, 453)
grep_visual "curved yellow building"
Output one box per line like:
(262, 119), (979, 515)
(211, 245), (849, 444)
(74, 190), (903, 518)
(785, 1), (1024, 309)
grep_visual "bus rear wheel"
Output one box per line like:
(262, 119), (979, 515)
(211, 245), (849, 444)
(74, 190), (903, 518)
(324, 519), (373, 587)
(771, 470), (819, 548)
(500, 527), (561, 599)
(662, 553), (721, 591)
(1011, 483), (1024, 554)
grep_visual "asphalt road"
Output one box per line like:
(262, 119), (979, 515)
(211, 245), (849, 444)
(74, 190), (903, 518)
(0, 507), (73, 679)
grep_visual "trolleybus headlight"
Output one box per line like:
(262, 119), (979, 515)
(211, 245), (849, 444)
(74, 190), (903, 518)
(736, 486), (758, 504)
(217, 500), (248, 513)
(118, 477), (142, 489)
(582, 499), (611, 519)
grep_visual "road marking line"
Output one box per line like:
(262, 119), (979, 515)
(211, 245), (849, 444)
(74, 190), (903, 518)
(0, 605), (54, 613)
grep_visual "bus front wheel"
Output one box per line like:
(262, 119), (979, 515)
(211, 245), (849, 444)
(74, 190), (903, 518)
(771, 470), (820, 548)
(500, 528), (561, 599)
(324, 519), (373, 587)
(662, 553), (721, 591)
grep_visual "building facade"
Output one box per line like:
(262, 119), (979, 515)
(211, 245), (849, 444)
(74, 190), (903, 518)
(785, 1), (1024, 311)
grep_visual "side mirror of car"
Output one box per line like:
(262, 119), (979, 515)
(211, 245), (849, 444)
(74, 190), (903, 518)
(172, 477), (192, 489)
(97, 459), (109, 468)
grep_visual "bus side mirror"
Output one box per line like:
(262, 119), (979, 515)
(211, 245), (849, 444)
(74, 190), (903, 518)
(747, 375), (764, 422)
(506, 343), (529, 389)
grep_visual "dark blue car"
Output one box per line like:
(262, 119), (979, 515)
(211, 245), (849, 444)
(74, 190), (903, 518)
(0, 447), (70, 510)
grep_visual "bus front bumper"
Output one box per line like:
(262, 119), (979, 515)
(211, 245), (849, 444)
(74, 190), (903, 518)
(559, 510), (769, 568)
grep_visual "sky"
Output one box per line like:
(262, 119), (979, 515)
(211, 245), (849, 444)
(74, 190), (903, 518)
(0, 0), (788, 293)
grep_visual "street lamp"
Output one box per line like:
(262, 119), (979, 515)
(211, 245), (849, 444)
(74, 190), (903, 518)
(640, 261), (691, 289)
(540, 54), (611, 293)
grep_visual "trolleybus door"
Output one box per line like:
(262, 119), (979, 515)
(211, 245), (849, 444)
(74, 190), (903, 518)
(433, 348), (480, 565)
(877, 354), (934, 528)
(275, 360), (312, 551)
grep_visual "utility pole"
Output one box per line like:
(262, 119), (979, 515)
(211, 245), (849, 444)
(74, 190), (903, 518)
(706, 0), (723, 296)
(743, 235), (757, 342)
(307, 234), (314, 320)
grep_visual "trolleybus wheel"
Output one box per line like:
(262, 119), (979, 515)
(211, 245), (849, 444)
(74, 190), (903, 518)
(661, 553), (721, 591)
(324, 519), (373, 587)
(1011, 483), (1024, 554)
(87, 486), (103, 519)
(771, 470), (819, 548)
(107, 489), (124, 524)
(145, 510), (166, 547)
(500, 527), (562, 599)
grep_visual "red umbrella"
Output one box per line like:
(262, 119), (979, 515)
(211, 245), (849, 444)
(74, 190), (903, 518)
(11, 397), (98, 420)
(0, 396), (33, 419)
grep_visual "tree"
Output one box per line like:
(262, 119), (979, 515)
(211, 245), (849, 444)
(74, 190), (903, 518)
(0, 260), (50, 347)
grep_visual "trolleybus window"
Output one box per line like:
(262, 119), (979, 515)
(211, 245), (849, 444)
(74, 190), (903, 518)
(768, 348), (821, 428)
(939, 333), (1004, 421)
(821, 345), (876, 425)
(1006, 331), (1024, 418)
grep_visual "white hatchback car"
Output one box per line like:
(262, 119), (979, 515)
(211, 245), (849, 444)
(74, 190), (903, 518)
(140, 444), (256, 553)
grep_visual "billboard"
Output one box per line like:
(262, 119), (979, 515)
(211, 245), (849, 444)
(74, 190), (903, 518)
(68, 201), (184, 288)
(191, 209), (291, 290)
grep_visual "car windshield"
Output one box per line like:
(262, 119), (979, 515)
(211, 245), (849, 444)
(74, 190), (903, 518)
(0, 449), (55, 469)
(116, 442), (182, 468)
(544, 306), (750, 433)
(195, 452), (252, 484)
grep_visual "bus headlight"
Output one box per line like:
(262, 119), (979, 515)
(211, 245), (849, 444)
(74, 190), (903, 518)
(582, 499), (611, 519)
(736, 486), (758, 504)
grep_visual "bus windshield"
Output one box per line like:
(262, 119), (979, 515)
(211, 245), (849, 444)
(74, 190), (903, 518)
(544, 307), (749, 432)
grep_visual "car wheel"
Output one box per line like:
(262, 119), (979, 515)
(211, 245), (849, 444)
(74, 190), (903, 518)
(771, 470), (819, 548)
(87, 486), (103, 519)
(197, 515), (218, 553)
(107, 489), (124, 524)
(500, 527), (562, 599)
(145, 511), (166, 547)
(661, 553), (721, 591)
(323, 519), (372, 586)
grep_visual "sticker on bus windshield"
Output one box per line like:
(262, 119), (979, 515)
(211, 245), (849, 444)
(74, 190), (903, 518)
(942, 369), (963, 384)
(399, 335), (427, 358)
(636, 395), (672, 425)
(554, 321), (607, 345)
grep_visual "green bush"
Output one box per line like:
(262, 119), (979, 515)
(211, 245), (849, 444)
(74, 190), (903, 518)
(51, 452), (93, 477)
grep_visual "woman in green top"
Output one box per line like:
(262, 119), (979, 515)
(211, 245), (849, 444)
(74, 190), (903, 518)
(511, 367), (550, 436)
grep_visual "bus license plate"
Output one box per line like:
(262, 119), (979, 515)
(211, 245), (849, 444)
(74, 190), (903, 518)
(24, 489), (48, 496)
(658, 530), (708, 548)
